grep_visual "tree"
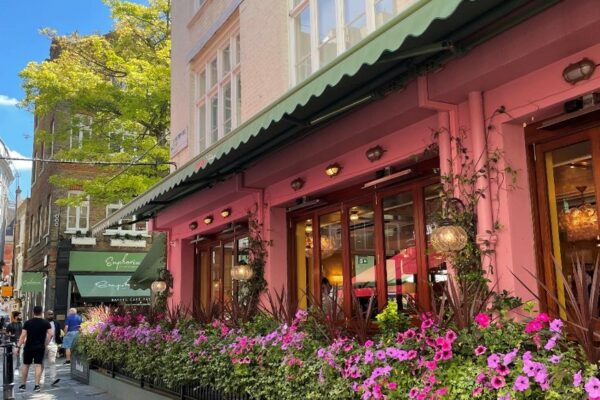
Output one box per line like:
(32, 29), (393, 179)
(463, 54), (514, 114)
(20, 0), (171, 206)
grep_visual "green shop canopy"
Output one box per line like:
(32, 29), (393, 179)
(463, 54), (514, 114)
(91, 0), (557, 235)
(129, 233), (166, 290)
(69, 251), (147, 273)
(20, 272), (44, 293)
(73, 274), (150, 301)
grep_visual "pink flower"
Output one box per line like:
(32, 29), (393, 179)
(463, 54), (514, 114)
(513, 375), (530, 392)
(474, 345), (487, 356)
(548, 354), (562, 364)
(445, 330), (457, 342)
(472, 387), (483, 396)
(408, 388), (419, 398)
(573, 370), (583, 387)
(496, 365), (510, 376)
(364, 340), (374, 348)
(487, 353), (500, 368)
(525, 319), (543, 334)
(474, 313), (491, 328)
(549, 318), (563, 333)
(387, 382), (397, 390)
(544, 335), (558, 351)
(536, 313), (550, 323)
(585, 377), (600, 398)
(491, 375), (506, 389)
(435, 387), (448, 396)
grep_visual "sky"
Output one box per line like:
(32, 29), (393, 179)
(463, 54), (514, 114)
(0, 1), (134, 204)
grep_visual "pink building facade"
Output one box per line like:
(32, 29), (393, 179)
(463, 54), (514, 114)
(96, 0), (600, 317)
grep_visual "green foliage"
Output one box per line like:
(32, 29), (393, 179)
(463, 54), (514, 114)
(20, 0), (171, 205)
(375, 299), (410, 339)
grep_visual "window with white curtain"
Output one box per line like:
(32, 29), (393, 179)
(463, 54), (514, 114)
(290, 0), (417, 84)
(194, 33), (241, 152)
(105, 203), (148, 235)
(66, 191), (90, 232)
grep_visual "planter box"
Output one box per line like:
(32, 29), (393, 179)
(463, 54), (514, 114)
(71, 353), (90, 384)
(71, 237), (97, 246)
(110, 238), (147, 248)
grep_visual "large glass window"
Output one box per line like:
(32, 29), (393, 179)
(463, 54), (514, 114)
(350, 204), (377, 313)
(320, 211), (344, 313)
(295, 219), (314, 309)
(290, 0), (417, 84)
(66, 191), (89, 232)
(195, 33), (241, 151)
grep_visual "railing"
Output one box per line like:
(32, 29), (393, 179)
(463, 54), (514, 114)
(93, 361), (251, 400)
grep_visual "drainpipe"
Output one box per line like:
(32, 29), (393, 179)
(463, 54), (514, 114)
(468, 91), (497, 279)
(236, 173), (265, 224)
(417, 75), (458, 190)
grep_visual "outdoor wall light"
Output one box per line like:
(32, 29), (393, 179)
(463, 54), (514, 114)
(325, 163), (342, 177)
(365, 145), (385, 162)
(563, 58), (596, 84)
(189, 221), (198, 230)
(220, 208), (231, 218)
(290, 177), (305, 191)
(151, 280), (168, 293)
(305, 221), (313, 233)
(231, 263), (254, 281)
(203, 215), (213, 225)
(349, 210), (360, 221)
(431, 198), (469, 254)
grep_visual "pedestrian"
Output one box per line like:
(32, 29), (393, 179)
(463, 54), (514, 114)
(6, 311), (23, 369)
(63, 307), (82, 364)
(16, 305), (52, 393)
(41, 310), (61, 386)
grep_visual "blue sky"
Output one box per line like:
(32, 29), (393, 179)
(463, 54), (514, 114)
(0, 1), (144, 204)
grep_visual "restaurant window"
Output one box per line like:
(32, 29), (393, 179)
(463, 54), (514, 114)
(195, 229), (249, 307)
(66, 191), (90, 232)
(289, 0), (418, 84)
(194, 32), (242, 152)
(290, 176), (442, 316)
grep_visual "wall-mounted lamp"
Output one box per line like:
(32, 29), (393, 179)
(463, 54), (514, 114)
(189, 221), (198, 230)
(563, 58), (596, 85)
(365, 145), (385, 162)
(290, 177), (305, 191)
(349, 210), (360, 221)
(203, 215), (213, 225)
(325, 163), (342, 177)
(305, 220), (313, 233)
(220, 208), (231, 218)
(231, 263), (254, 281)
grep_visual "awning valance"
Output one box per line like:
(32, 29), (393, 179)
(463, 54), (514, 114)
(129, 233), (166, 290)
(73, 274), (150, 300)
(91, 0), (557, 235)
(20, 272), (44, 293)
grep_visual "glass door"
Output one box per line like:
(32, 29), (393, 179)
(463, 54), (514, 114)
(535, 130), (600, 317)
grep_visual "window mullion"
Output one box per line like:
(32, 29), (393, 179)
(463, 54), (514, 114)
(335, 0), (345, 54)
(366, 0), (376, 33)
(309, 0), (319, 73)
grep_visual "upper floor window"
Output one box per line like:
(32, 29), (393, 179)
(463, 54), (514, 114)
(195, 33), (242, 152)
(105, 203), (148, 234)
(290, 0), (417, 84)
(50, 119), (55, 156)
(70, 115), (92, 149)
(66, 191), (90, 232)
(45, 195), (52, 235)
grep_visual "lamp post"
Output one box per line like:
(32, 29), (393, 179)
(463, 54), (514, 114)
(431, 198), (469, 254)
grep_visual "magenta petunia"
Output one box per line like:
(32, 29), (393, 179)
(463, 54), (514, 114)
(474, 345), (487, 356)
(490, 375), (506, 389)
(585, 377), (600, 398)
(513, 375), (530, 392)
(474, 313), (491, 328)
(487, 353), (500, 368)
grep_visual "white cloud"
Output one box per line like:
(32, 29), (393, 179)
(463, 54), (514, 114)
(7, 149), (32, 171)
(0, 95), (19, 107)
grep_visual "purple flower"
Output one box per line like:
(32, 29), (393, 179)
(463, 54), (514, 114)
(364, 350), (374, 364)
(496, 365), (510, 376)
(573, 370), (583, 387)
(474, 345), (487, 356)
(375, 350), (386, 361)
(487, 353), (500, 368)
(548, 354), (562, 364)
(503, 348), (518, 366)
(544, 335), (558, 351)
(585, 377), (600, 398)
(513, 375), (530, 392)
(549, 318), (563, 333)
(490, 375), (506, 389)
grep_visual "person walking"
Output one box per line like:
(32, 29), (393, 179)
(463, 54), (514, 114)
(6, 311), (23, 370)
(16, 306), (52, 393)
(41, 310), (61, 386)
(63, 307), (82, 364)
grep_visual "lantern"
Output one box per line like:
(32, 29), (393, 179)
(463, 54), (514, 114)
(231, 264), (254, 281)
(151, 279), (167, 293)
(430, 198), (468, 254)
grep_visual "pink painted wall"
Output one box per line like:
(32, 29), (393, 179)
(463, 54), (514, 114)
(161, 0), (600, 308)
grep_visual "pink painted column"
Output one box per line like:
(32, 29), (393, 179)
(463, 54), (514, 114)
(468, 91), (497, 282)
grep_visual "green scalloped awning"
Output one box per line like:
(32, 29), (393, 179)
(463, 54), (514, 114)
(92, 0), (557, 234)
(73, 274), (150, 300)
(129, 233), (166, 290)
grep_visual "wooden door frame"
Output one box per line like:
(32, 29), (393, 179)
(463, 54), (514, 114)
(530, 125), (600, 315)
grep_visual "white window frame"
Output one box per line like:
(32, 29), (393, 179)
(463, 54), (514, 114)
(104, 203), (149, 236)
(70, 115), (92, 149)
(65, 191), (90, 233)
(36, 205), (43, 244)
(46, 195), (52, 236)
(289, 0), (415, 85)
(50, 119), (55, 157)
(194, 32), (242, 152)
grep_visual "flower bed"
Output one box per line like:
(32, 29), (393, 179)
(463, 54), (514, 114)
(76, 308), (600, 399)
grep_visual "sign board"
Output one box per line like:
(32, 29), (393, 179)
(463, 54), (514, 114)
(71, 353), (90, 384)
(170, 128), (188, 156)
(1, 286), (13, 297)
(69, 251), (147, 273)
(73, 275), (150, 299)
(21, 272), (44, 293)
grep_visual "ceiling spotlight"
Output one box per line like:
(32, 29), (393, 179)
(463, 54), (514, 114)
(325, 163), (342, 177)
(189, 221), (198, 230)
(220, 208), (231, 218)
(203, 215), (213, 225)
(290, 177), (305, 191)
(365, 145), (385, 162)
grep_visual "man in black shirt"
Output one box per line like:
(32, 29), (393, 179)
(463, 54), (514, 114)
(7, 311), (23, 369)
(16, 306), (52, 393)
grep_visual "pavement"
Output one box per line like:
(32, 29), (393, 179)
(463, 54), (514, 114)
(0, 349), (117, 400)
